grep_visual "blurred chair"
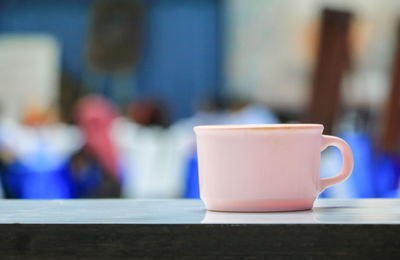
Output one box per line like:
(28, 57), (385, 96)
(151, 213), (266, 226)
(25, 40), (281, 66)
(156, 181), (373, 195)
(320, 131), (376, 198)
(0, 123), (80, 199)
(183, 151), (200, 199)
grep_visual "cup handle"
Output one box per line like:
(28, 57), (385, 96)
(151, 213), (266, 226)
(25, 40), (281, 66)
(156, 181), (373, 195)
(319, 135), (354, 192)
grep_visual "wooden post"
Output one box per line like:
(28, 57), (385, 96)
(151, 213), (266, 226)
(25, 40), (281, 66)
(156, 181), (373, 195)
(305, 9), (352, 134)
(381, 22), (400, 153)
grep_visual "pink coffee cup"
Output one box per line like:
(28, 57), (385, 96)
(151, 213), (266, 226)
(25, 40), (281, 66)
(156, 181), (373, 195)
(194, 124), (354, 212)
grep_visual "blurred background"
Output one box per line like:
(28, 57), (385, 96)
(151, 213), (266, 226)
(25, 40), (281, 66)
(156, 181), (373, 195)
(0, 0), (400, 199)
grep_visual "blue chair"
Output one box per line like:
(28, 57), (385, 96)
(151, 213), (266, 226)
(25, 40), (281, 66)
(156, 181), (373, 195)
(183, 153), (200, 199)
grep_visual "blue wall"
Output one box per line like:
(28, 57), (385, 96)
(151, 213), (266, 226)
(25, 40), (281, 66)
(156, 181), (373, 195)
(0, 0), (222, 120)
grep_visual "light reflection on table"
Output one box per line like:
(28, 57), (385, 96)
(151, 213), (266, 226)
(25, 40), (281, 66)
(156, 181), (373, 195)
(202, 199), (400, 224)
(0, 199), (399, 224)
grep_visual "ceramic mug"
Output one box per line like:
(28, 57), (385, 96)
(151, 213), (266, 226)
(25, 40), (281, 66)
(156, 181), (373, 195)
(194, 124), (353, 212)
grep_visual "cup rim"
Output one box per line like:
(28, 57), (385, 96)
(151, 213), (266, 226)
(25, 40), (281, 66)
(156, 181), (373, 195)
(194, 124), (324, 131)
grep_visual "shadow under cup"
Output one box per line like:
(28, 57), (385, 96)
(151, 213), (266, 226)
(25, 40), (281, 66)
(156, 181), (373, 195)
(194, 124), (353, 212)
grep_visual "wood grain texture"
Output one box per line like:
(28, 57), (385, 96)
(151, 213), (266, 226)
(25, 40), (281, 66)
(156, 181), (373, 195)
(0, 224), (399, 259)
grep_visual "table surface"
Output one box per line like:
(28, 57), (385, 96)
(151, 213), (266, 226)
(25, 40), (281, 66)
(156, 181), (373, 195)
(1, 199), (400, 258)
(0, 198), (399, 224)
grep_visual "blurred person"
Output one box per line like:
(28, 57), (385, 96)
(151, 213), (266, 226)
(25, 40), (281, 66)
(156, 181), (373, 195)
(113, 100), (192, 198)
(0, 147), (22, 198)
(0, 145), (73, 199)
(67, 95), (122, 198)
(127, 100), (169, 127)
(0, 96), (123, 199)
(22, 104), (59, 126)
(113, 97), (280, 199)
(0, 104), (81, 198)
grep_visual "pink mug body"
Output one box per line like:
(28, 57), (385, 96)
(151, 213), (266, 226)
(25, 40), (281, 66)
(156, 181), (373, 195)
(194, 124), (353, 212)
